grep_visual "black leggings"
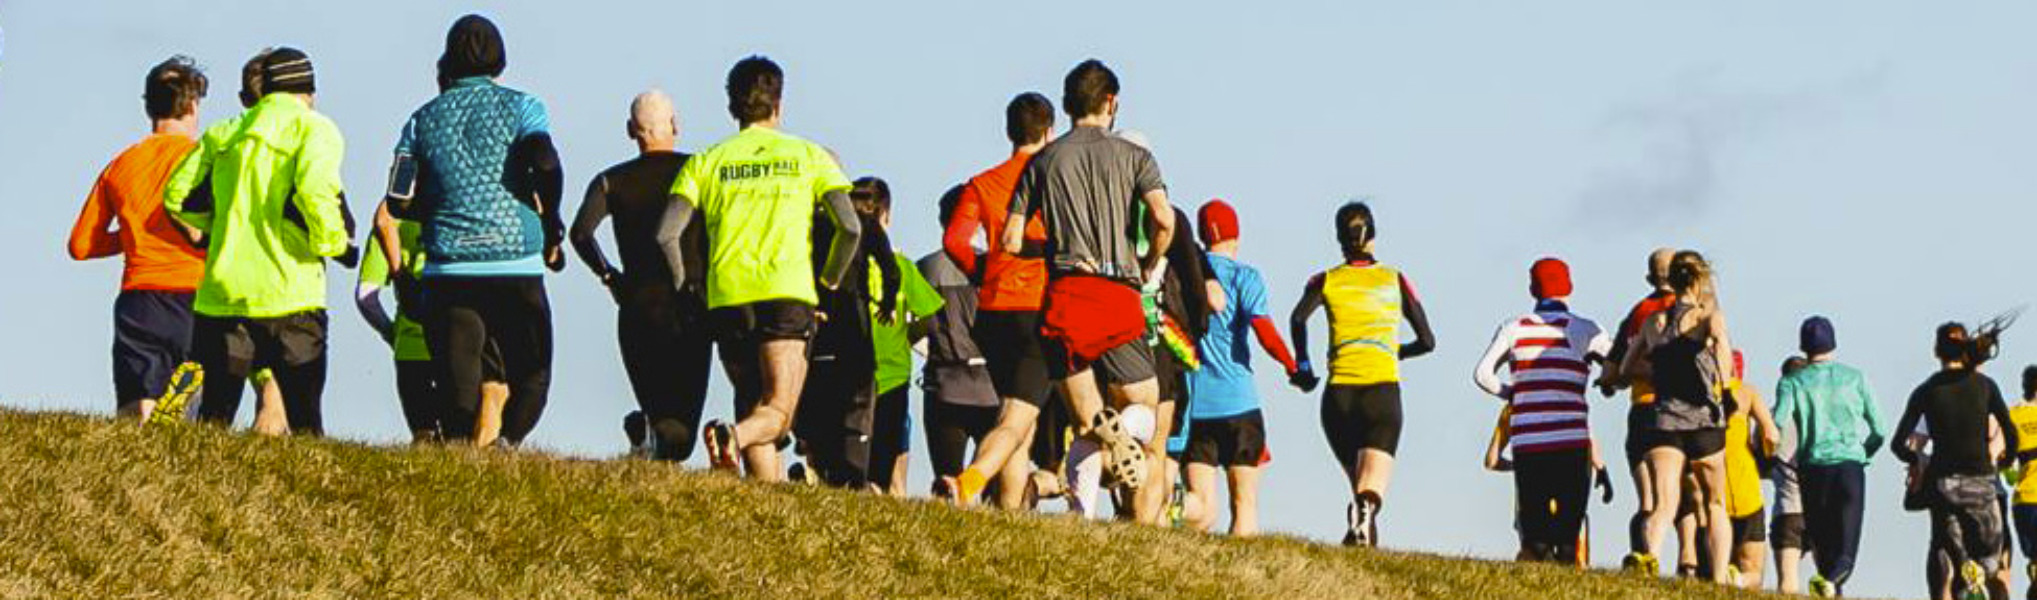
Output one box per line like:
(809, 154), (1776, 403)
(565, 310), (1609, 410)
(395, 359), (444, 435)
(1514, 449), (1592, 562)
(924, 401), (999, 478)
(423, 277), (553, 444)
(190, 312), (329, 436)
(1801, 462), (1867, 586)
(1321, 383), (1405, 473)
(868, 386), (912, 489)
(795, 356), (877, 488)
(617, 292), (712, 461)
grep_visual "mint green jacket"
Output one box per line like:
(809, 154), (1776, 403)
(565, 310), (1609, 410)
(1773, 361), (1889, 466)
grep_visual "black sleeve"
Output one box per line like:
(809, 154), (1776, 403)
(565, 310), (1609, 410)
(1890, 386), (1926, 464)
(866, 218), (900, 314)
(1163, 213), (1213, 336)
(570, 174), (617, 279)
(508, 132), (566, 249)
(1399, 275), (1436, 359)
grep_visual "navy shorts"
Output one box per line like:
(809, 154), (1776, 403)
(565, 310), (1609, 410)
(111, 290), (195, 407)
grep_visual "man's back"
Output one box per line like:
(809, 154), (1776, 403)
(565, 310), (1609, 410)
(1778, 361), (1884, 466)
(1190, 254), (1271, 419)
(1013, 126), (1164, 283)
(952, 152), (1047, 311)
(70, 133), (206, 291)
(597, 152), (694, 292)
(670, 126), (850, 309)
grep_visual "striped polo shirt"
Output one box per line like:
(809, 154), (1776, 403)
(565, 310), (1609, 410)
(1473, 300), (1612, 454)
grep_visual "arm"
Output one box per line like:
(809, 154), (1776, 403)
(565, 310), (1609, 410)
(866, 220), (900, 319)
(1749, 389), (1782, 457)
(1398, 274), (1435, 359)
(1472, 322), (1516, 399)
(1288, 274), (1326, 391)
(1250, 317), (1299, 376)
(657, 195), (696, 291)
(569, 173), (619, 281)
(1485, 410), (1513, 472)
(291, 118), (350, 258)
(1889, 388), (1924, 464)
(373, 201), (404, 278)
(1992, 381), (2020, 469)
(943, 184), (983, 276)
(815, 189), (863, 291)
(162, 134), (216, 232)
(1139, 189), (1174, 277)
(508, 132), (565, 271)
(67, 172), (122, 260)
(1859, 374), (1889, 458)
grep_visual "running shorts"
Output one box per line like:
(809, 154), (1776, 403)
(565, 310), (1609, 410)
(711, 300), (815, 430)
(1186, 409), (1268, 468)
(1659, 428), (1726, 459)
(1731, 506), (1768, 545)
(2014, 504), (2037, 560)
(111, 289), (196, 407)
(1624, 403), (1671, 463)
(1771, 512), (1809, 551)
(973, 309), (1051, 407)
(1321, 383), (1403, 465)
(1044, 335), (1155, 386)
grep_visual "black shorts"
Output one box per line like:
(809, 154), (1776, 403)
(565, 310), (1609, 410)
(1186, 410), (1268, 468)
(1321, 383), (1403, 467)
(973, 310), (1051, 407)
(1044, 337), (1156, 386)
(111, 290), (195, 407)
(711, 300), (817, 417)
(1771, 512), (1809, 551)
(1624, 403), (1670, 463)
(190, 311), (328, 378)
(1659, 428), (1726, 459)
(1732, 506), (1768, 545)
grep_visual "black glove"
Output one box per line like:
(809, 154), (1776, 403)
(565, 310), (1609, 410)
(1595, 466), (1615, 504)
(1289, 365), (1320, 393)
(334, 243), (362, 269)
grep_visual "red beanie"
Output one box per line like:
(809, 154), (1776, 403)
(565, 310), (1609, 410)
(1198, 200), (1239, 246)
(1529, 258), (1572, 300)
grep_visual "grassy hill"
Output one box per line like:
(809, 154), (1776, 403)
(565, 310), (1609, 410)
(0, 411), (1784, 599)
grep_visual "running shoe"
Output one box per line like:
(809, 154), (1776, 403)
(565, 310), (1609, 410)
(1030, 469), (1066, 500)
(1167, 480), (1187, 527)
(146, 361), (203, 427)
(1090, 409), (1148, 491)
(1347, 499), (1378, 548)
(1723, 564), (1742, 587)
(1621, 552), (1657, 576)
(702, 420), (739, 471)
(1808, 574), (1837, 598)
(787, 462), (818, 485)
(1960, 560), (1987, 600)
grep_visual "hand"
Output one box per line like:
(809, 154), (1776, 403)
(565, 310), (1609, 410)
(1289, 367), (1320, 393)
(1488, 458), (1513, 472)
(335, 244), (362, 269)
(1595, 467), (1615, 504)
(876, 299), (898, 325)
(545, 245), (567, 273)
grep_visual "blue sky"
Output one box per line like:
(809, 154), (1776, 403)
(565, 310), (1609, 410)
(4, 2), (2036, 597)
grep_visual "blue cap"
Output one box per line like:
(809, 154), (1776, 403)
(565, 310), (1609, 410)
(1800, 316), (1837, 356)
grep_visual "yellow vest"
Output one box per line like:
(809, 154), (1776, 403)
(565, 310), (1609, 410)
(1322, 264), (1402, 386)
(1722, 395), (1764, 518)
(2010, 403), (2037, 505)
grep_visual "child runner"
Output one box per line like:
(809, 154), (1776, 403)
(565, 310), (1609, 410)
(1472, 257), (1609, 563)
(1289, 201), (1436, 547)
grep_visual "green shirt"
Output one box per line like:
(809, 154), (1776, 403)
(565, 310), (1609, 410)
(871, 252), (944, 394)
(358, 221), (429, 362)
(1773, 361), (1889, 466)
(163, 94), (349, 318)
(669, 126), (851, 309)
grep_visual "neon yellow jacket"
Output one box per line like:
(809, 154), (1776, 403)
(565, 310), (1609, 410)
(164, 94), (349, 318)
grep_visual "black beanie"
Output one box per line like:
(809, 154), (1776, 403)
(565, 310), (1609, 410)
(261, 47), (315, 95)
(439, 14), (506, 81)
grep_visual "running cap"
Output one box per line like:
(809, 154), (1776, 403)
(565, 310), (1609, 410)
(1197, 199), (1238, 246)
(1800, 316), (1837, 356)
(440, 14), (506, 81)
(260, 47), (315, 95)
(1529, 257), (1572, 300)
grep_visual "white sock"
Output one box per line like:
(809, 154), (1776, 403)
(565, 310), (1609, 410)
(1067, 438), (1104, 519)
(1118, 404), (1156, 444)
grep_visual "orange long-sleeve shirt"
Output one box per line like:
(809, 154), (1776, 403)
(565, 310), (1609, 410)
(943, 151), (1048, 312)
(68, 133), (206, 291)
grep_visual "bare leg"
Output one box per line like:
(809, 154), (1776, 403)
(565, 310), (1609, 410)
(118, 401), (152, 420)
(1134, 398), (1176, 525)
(472, 381), (508, 446)
(1736, 537), (1768, 589)
(993, 419), (1037, 510)
(1639, 447), (1687, 559)
(886, 453), (910, 497)
(1184, 462), (1221, 532)
(1228, 465), (1263, 536)
(1777, 547), (1804, 594)
(252, 376), (288, 437)
(953, 399), (1041, 505)
(1354, 449), (1396, 501)
(737, 340), (807, 482)
(1676, 508), (1699, 575)
(1689, 453), (1734, 585)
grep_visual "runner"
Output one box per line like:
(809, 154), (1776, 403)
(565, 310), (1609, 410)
(1773, 315), (1889, 597)
(569, 90), (708, 461)
(1604, 248), (1682, 575)
(1893, 323), (2018, 600)
(662, 55), (862, 481)
(2008, 366), (2037, 600)
(1472, 258), (1609, 563)
(939, 92), (1058, 509)
(67, 56), (208, 419)
(1617, 250), (1738, 584)
(162, 47), (353, 436)
(1719, 351), (1782, 588)
(788, 177), (897, 489)
(1179, 199), (1296, 535)
(1772, 355), (1815, 594)
(1289, 201), (1437, 547)
(382, 15), (565, 447)
(919, 185), (1003, 487)
(355, 214), (437, 442)
(859, 180), (944, 496)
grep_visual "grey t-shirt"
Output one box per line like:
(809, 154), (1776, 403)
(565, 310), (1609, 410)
(1008, 126), (1166, 284)
(917, 250), (999, 407)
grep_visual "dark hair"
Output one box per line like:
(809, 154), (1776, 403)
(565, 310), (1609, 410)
(144, 55), (207, 120)
(1335, 201), (1374, 259)
(850, 176), (891, 217)
(2023, 365), (2037, 399)
(1937, 320), (2009, 368)
(1782, 356), (1809, 377)
(1061, 59), (1119, 119)
(238, 49), (273, 108)
(1665, 250), (1711, 294)
(938, 184), (966, 228)
(1937, 322), (1972, 364)
(726, 56), (784, 125)
(439, 14), (506, 81)
(1005, 92), (1055, 145)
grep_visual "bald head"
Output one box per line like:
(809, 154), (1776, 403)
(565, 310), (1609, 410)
(1647, 247), (1676, 289)
(628, 90), (677, 152)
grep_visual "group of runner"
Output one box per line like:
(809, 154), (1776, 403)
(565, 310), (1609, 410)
(61, 13), (2037, 600)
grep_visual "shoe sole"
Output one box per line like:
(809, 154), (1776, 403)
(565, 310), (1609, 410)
(147, 362), (204, 427)
(1092, 411), (1148, 491)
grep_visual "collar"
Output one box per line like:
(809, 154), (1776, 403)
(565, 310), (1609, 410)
(450, 76), (495, 89)
(1535, 299), (1569, 313)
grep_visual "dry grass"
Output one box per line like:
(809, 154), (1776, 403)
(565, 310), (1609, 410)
(0, 411), (1793, 599)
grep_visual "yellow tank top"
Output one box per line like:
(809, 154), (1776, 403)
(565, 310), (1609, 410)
(2010, 403), (2037, 505)
(1322, 264), (1402, 386)
(1723, 384), (1764, 518)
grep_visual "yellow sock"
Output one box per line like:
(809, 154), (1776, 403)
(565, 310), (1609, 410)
(956, 468), (988, 501)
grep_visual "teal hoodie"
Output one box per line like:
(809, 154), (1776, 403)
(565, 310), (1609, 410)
(1773, 360), (1888, 466)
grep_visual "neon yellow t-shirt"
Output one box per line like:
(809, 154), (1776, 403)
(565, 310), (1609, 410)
(2009, 403), (2037, 505)
(358, 220), (429, 362)
(669, 126), (851, 309)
